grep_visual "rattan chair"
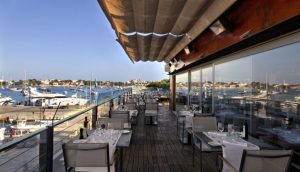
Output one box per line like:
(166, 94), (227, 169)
(62, 143), (115, 172)
(218, 149), (293, 172)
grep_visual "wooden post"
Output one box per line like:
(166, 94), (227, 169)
(92, 106), (97, 129)
(169, 75), (176, 111)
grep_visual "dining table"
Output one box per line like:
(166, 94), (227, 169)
(193, 131), (260, 172)
(74, 129), (132, 172)
(118, 107), (138, 118)
(258, 127), (300, 150)
(176, 111), (194, 144)
(117, 107), (138, 126)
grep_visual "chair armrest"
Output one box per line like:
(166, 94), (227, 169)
(217, 155), (239, 172)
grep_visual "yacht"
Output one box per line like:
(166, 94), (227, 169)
(0, 94), (13, 105)
(0, 128), (5, 144)
(34, 93), (89, 108)
(13, 120), (48, 134)
(22, 87), (66, 98)
(8, 87), (23, 92)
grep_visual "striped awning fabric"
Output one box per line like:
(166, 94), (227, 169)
(98, 0), (236, 63)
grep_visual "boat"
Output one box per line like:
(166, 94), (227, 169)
(0, 94), (13, 105)
(8, 87), (23, 92)
(33, 93), (89, 108)
(0, 128), (5, 144)
(27, 87), (66, 98)
(294, 95), (300, 102)
(13, 120), (46, 134)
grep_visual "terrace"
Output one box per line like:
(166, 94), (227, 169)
(1, 0), (300, 172)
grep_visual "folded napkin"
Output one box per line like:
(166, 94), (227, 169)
(223, 139), (248, 147)
(179, 111), (193, 115)
(73, 139), (87, 143)
(185, 116), (193, 128)
(222, 139), (259, 172)
(207, 132), (227, 137)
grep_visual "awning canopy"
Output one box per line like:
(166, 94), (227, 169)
(98, 0), (237, 63)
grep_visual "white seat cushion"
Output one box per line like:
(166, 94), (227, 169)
(75, 162), (115, 172)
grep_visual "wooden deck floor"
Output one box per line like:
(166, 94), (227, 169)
(53, 105), (219, 172)
(122, 105), (219, 172)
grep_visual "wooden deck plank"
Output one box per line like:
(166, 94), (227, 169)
(122, 105), (219, 172)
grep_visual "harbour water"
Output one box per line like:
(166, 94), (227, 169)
(0, 86), (126, 105)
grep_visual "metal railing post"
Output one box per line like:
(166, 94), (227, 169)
(110, 99), (114, 110)
(39, 130), (47, 172)
(118, 96), (121, 105)
(92, 106), (98, 129)
(46, 125), (53, 172)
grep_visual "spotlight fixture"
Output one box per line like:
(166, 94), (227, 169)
(184, 46), (190, 55)
(209, 19), (230, 35)
(175, 60), (185, 70)
(169, 60), (176, 73)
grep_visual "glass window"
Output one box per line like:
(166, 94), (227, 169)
(201, 66), (213, 113)
(252, 42), (300, 149)
(176, 73), (188, 111)
(190, 69), (201, 110)
(173, 40), (300, 150)
(214, 57), (252, 129)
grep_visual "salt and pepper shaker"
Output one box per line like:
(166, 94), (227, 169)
(83, 117), (89, 137)
(242, 122), (248, 140)
(79, 128), (84, 139)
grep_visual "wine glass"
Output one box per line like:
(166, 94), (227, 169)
(218, 122), (224, 132)
(232, 125), (241, 138)
(228, 124), (233, 135)
(107, 122), (112, 129)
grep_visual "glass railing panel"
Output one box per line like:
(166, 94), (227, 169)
(0, 130), (46, 172)
(0, 88), (131, 172)
(53, 111), (91, 154)
(98, 102), (110, 118)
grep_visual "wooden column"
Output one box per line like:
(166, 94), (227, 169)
(169, 75), (176, 111)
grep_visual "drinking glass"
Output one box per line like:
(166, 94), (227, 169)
(107, 122), (112, 129)
(232, 125), (241, 138)
(218, 122), (224, 132)
(228, 124), (233, 135)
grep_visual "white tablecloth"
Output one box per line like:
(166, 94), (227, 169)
(178, 111), (193, 128)
(117, 108), (138, 118)
(204, 132), (259, 172)
(86, 129), (122, 163)
(129, 110), (138, 117)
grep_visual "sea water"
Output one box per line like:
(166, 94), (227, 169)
(0, 86), (125, 104)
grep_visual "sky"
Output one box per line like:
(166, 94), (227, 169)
(0, 0), (168, 81)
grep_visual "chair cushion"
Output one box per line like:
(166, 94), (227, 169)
(75, 162), (115, 172)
